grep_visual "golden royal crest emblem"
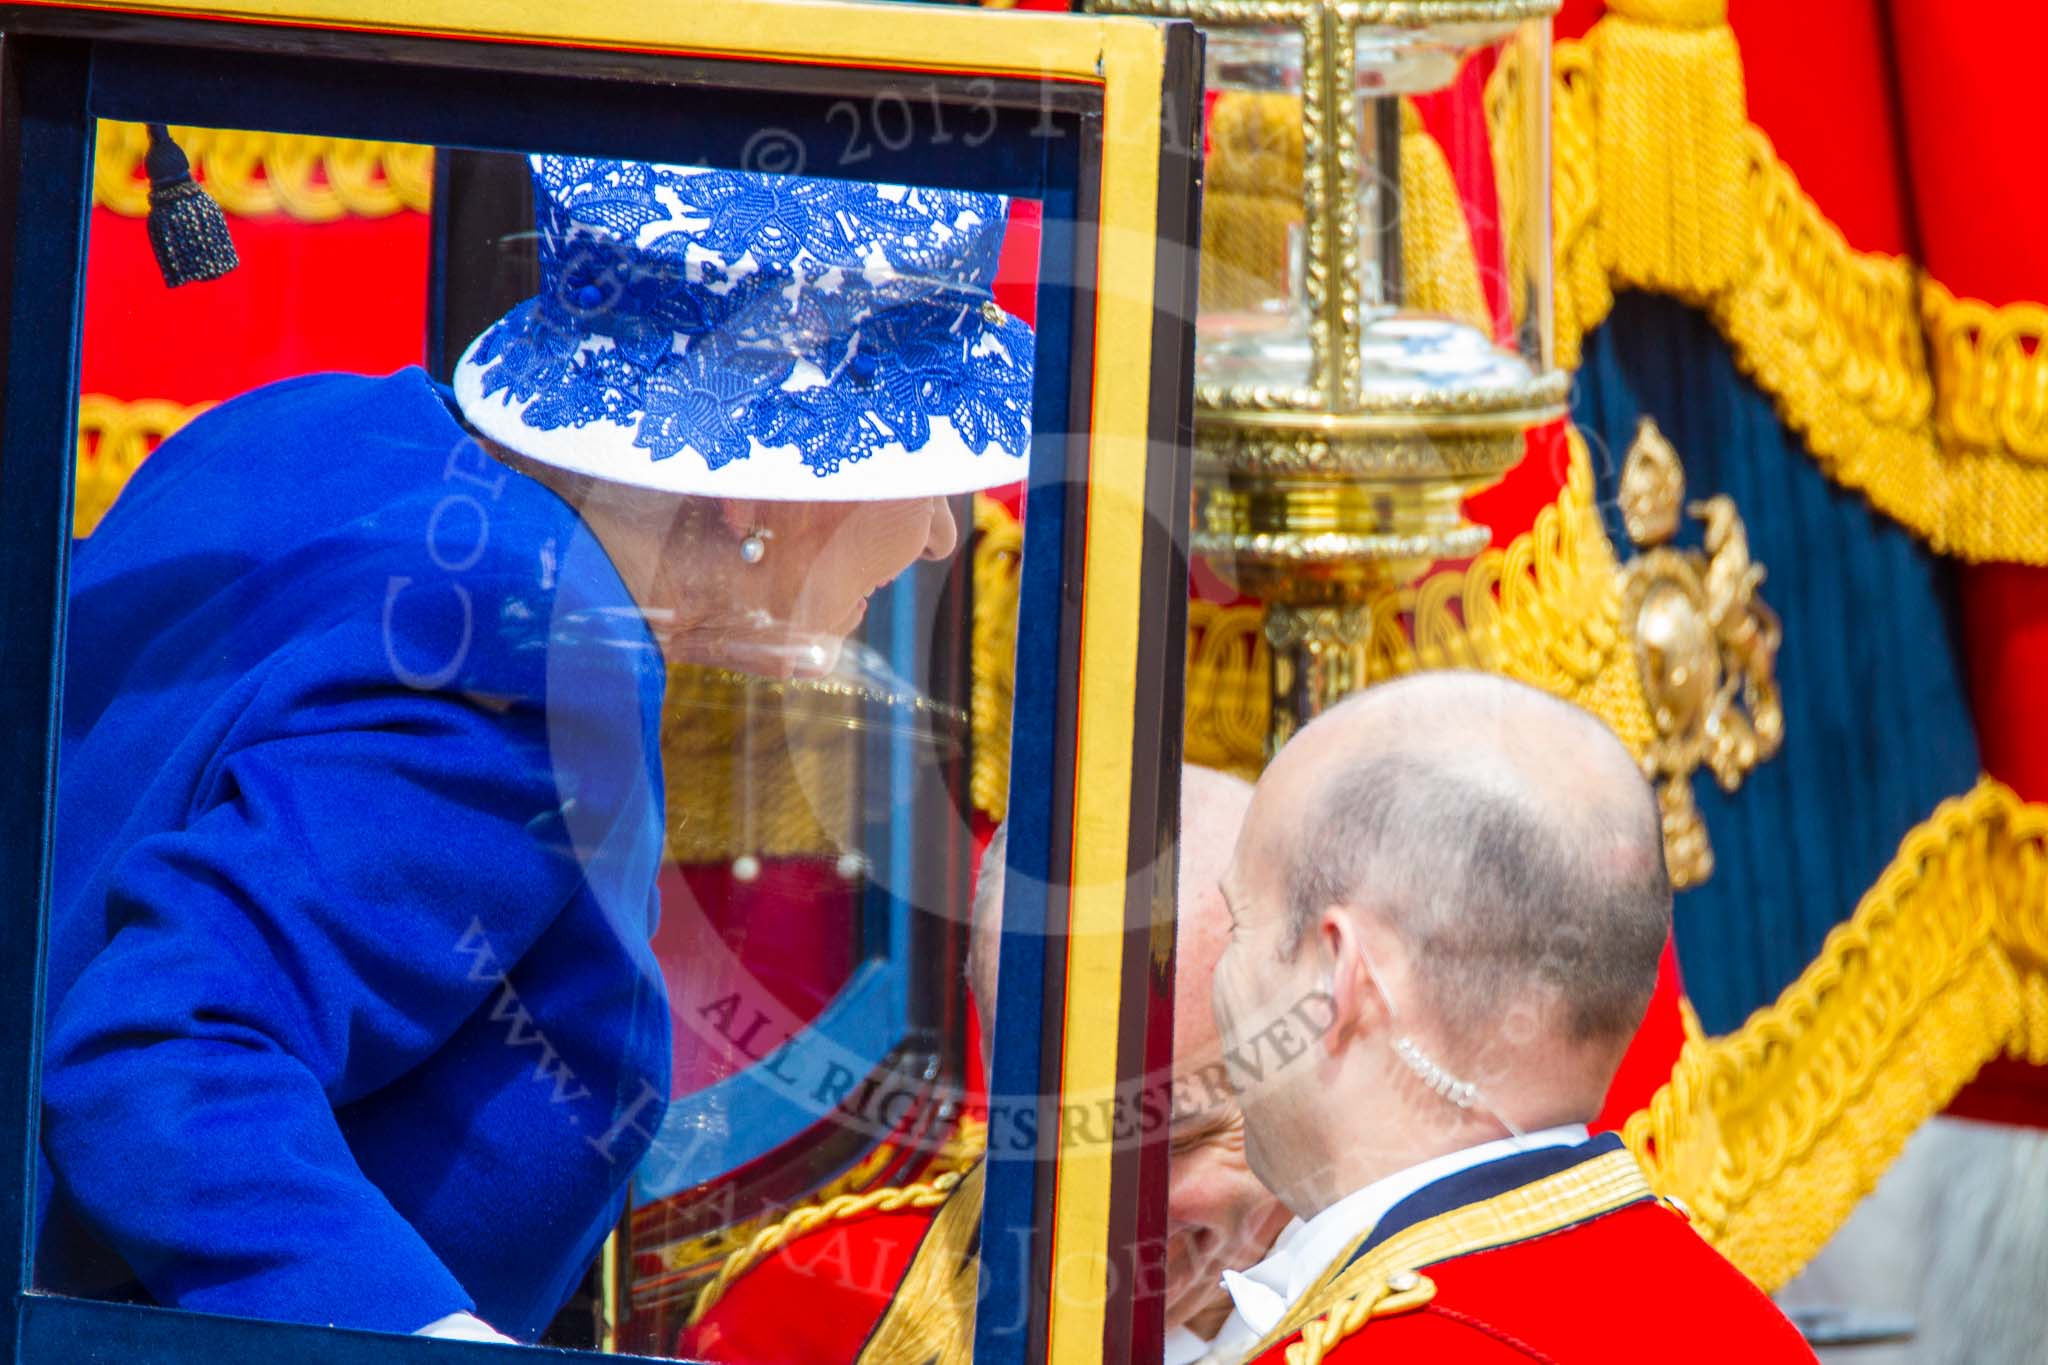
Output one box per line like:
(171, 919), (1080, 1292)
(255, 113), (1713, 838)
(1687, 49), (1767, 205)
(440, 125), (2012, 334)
(1617, 418), (1784, 887)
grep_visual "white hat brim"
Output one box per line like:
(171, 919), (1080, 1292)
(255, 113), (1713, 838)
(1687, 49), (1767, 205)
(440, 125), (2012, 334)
(453, 328), (1032, 503)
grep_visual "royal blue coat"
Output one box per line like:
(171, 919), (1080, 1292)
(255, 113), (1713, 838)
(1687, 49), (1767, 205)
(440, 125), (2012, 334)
(37, 368), (672, 1341)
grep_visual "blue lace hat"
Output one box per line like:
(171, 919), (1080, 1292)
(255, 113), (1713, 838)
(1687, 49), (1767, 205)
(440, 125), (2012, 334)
(454, 156), (1034, 501)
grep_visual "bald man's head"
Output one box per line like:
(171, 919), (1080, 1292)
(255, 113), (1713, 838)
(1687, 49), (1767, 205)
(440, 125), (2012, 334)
(968, 767), (1254, 1043)
(1169, 767), (1255, 1064)
(970, 771), (1283, 1329)
(1265, 671), (1669, 1062)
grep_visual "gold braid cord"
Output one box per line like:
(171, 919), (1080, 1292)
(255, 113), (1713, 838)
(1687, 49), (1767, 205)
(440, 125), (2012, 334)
(1621, 778), (2048, 1292)
(1557, 3), (2048, 564)
(1925, 283), (2048, 468)
(1183, 427), (1656, 779)
(94, 122), (433, 221)
(687, 1161), (975, 1328)
(1283, 1274), (1438, 1365)
(853, 1161), (985, 1365)
(647, 1117), (987, 1290)
(74, 395), (212, 539)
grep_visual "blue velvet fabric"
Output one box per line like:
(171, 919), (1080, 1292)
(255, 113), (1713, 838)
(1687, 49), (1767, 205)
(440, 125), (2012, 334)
(38, 369), (671, 1341)
(1570, 294), (1981, 1035)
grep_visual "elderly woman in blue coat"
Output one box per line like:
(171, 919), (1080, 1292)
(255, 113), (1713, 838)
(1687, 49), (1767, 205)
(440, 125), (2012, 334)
(37, 157), (1032, 1344)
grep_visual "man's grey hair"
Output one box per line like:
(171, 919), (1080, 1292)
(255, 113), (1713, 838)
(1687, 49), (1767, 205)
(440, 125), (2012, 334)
(1283, 686), (1670, 1052)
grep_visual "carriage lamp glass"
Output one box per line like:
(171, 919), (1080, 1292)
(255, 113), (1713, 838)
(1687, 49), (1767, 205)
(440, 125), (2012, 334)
(1092, 0), (1564, 751)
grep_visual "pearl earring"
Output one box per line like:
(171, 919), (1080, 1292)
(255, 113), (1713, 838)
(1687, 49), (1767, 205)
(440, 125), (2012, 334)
(739, 530), (769, 564)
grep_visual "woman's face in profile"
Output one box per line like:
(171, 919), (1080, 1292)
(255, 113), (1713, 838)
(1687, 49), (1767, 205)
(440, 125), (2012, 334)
(773, 494), (961, 645)
(657, 493), (960, 678)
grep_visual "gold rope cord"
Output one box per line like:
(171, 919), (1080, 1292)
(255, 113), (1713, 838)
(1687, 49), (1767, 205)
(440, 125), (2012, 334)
(685, 1169), (962, 1326)
(1925, 282), (2048, 466)
(94, 122), (433, 222)
(1184, 601), (1269, 782)
(646, 1116), (987, 1295)
(74, 395), (213, 538)
(1622, 778), (2048, 1292)
(1282, 1274), (1437, 1365)
(852, 1160), (985, 1365)
(686, 1158), (977, 1328)
(647, 1131), (904, 1285)
(1557, 2), (2048, 563)
(1485, 34), (1530, 333)
(1548, 39), (1613, 372)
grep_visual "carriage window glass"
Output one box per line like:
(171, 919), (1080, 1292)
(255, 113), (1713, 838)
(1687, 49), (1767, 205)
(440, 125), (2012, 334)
(50, 128), (1032, 1354)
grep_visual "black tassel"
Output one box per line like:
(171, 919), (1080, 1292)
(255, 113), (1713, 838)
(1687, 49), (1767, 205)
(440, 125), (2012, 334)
(143, 124), (238, 288)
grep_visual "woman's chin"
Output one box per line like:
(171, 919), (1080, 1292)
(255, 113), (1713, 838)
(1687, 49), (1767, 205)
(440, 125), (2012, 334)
(789, 635), (844, 680)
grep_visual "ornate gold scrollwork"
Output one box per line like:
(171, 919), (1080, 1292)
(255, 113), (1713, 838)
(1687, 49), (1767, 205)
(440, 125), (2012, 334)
(1618, 418), (1783, 887)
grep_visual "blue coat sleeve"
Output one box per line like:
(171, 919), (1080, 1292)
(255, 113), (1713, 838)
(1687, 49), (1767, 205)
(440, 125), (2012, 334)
(40, 617), (593, 1335)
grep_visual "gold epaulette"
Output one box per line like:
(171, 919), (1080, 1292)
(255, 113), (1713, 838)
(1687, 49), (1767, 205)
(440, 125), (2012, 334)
(1284, 1271), (1438, 1365)
(1247, 1148), (1653, 1363)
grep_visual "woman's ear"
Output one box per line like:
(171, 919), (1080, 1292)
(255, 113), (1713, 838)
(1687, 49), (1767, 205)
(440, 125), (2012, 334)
(716, 498), (760, 539)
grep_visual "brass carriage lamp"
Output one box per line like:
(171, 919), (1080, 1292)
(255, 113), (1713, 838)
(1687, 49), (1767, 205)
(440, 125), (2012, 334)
(1090, 0), (1566, 752)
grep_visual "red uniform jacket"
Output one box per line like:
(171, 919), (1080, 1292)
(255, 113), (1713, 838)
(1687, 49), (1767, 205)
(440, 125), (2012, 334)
(1245, 1136), (1814, 1365)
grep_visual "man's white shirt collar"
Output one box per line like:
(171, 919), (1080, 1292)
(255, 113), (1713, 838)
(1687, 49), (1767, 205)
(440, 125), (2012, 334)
(1164, 1312), (1267, 1365)
(1163, 1326), (1213, 1365)
(1216, 1125), (1590, 1343)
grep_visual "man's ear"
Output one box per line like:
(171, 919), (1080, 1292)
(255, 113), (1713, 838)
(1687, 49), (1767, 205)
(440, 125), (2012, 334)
(1318, 906), (1381, 1058)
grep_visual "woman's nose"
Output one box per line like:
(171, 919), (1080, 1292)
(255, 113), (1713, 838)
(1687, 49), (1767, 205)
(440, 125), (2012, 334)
(921, 497), (960, 560)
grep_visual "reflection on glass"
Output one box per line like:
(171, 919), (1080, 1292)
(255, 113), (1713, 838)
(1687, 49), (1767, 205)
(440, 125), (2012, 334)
(1352, 18), (1550, 408)
(1198, 25), (1309, 395)
(42, 138), (1031, 1353)
(1197, 19), (1553, 408)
